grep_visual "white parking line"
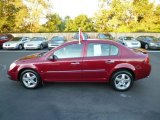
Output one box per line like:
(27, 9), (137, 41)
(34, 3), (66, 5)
(147, 51), (160, 53)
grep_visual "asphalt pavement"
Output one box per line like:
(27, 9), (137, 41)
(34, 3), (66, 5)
(0, 50), (160, 120)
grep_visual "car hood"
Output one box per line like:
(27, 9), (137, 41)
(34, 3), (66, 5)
(4, 41), (20, 44)
(125, 40), (140, 43)
(25, 41), (42, 44)
(16, 53), (40, 62)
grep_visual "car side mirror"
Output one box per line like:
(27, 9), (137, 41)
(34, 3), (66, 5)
(48, 55), (58, 60)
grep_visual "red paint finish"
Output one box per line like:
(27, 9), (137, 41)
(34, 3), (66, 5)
(8, 40), (151, 83)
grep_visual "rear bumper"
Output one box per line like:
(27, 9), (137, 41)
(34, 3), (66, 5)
(135, 63), (151, 80)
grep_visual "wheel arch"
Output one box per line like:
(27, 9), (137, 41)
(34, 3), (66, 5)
(109, 68), (135, 82)
(18, 68), (41, 81)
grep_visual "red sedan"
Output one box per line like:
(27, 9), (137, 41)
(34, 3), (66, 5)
(8, 40), (151, 91)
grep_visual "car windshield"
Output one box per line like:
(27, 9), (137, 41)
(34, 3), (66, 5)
(103, 34), (111, 38)
(146, 36), (159, 42)
(12, 37), (22, 41)
(0, 36), (8, 40)
(31, 37), (43, 41)
(74, 33), (88, 40)
(124, 37), (134, 40)
(51, 37), (64, 43)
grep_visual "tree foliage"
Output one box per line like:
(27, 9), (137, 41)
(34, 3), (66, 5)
(94, 0), (160, 32)
(65, 14), (94, 32)
(1, 0), (160, 33)
(42, 13), (63, 32)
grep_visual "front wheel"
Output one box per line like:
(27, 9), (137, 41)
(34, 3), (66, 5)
(111, 70), (134, 91)
(20, 70), (42, 89)
(18, 44), (23, 50)
(40, 44), (43, 50)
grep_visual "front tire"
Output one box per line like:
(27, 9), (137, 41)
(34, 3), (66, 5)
(111, 70), (134, 91)
(18, 44), (23, 50)
(20, 70), (42, 89)
(40, 44), (43, 50)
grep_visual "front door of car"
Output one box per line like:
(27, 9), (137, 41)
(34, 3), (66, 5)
(82, 42), (120, 82)
(43, 43), (84, 82)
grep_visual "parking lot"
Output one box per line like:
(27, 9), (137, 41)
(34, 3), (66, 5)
(0, 50), (160, 120)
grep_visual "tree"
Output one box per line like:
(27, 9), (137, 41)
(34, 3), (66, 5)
(43, 13), (62, 32)
(24, 0), (49, 32)
(13, 0), (29, 32)
(65, 15), (94, 32)
(0, 0), (17, 32)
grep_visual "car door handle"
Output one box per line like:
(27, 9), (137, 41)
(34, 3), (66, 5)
(71, 62), (80, 65)
(105, 60), (115, 64)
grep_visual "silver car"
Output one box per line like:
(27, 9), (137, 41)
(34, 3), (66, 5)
(3, 37), (30, 50)
(48, 36), (66, 50)
(24, 37), (48, 50)
(117, 36), (141, 48)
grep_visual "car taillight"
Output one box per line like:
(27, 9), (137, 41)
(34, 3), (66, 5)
(144, 57), (150, 64)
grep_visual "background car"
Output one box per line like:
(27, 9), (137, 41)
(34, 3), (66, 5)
(72, 32), (89, 40)
(97, 33), (114, 40)
(8, 39), (151, 91)
(3, 37), (30, 50)
(0, 34), (14, 49)
(48, 36), (66, 50)
(24, 37), (48, 50)
(117, 36), (141, 48)
(136, 36), (160, 50)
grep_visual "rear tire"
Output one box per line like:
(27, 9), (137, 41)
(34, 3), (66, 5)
(111, 70), (134, 91)
(20, 69), (42, 89)
(145, 44), (149, 50)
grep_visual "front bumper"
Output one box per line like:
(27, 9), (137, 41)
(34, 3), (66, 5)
(3, 46), (18, 49)
(24, 46), (40, 50)
(7, 71), (18, 81)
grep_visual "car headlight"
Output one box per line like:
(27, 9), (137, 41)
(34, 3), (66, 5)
(149, 42), (155, 46)
(9, 62), (16, 70)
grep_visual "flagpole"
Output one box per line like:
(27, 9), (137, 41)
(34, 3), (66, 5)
(78, 28), (81, 44)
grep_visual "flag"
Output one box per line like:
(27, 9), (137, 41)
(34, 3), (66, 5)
(78, 28), (84, 44)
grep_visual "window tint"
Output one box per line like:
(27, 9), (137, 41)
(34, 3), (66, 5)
(0, 36), (8, 40)
(54, 43), (83, 58)
(110, 45), (119, 55)
(87, 43), (118, 57)
(98, 34), (111, 39)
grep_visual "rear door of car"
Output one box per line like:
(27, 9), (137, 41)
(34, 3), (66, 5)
(82, 41), (120, 82)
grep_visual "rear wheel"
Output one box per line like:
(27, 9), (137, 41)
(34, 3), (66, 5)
(111, 70), (134, 91)
(145, 44), (149, 50)
(20, 70), (42, 89)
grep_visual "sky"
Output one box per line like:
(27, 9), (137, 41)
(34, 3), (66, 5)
(48, 0), (99, 18)
(48, 0), (160, 19)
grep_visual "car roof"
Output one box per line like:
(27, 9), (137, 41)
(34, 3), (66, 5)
(67, 39), (118, 45)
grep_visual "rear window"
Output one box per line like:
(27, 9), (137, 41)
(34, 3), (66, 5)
(87, 43), (119, 57)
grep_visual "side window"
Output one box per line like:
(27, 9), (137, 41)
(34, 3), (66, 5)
(54, 43), (83, 59)
(87, 43), (119, 57)
(110, 45), (119, 55)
